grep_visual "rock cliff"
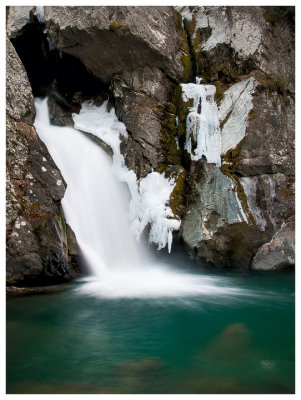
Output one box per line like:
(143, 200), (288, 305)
(178, 6), (295, 269)
(6, 5), (294, 281)
(6, 36), (80, 286)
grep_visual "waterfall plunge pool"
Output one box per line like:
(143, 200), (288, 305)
(7, 268), (294, 394)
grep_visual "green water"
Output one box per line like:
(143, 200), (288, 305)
(6, 268), (294, 394)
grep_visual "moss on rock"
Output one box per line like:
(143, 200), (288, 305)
(157, 164), (186, 219)
(161, 84), (193, 168)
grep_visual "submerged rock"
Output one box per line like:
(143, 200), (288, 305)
(203, 323), (252, 362)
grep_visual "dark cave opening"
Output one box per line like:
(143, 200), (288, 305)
(10, 19), (108, 103)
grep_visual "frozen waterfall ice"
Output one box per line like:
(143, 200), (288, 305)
(181, 79), (221, 166)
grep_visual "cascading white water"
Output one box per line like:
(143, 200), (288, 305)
(34, 97), (248, 299)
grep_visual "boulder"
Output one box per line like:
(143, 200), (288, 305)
(251, 220), (295, 270)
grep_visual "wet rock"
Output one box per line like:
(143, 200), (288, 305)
(160, 164), (186, 219)
(181, 161), (264, 268)
(44, 6), (184, 84)
(251, 219), (295, 270)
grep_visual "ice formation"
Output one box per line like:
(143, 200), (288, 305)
(181, 80), (221, 166)
(73, 101), (179, 252)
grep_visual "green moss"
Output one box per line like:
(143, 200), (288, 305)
(181, 53), (193, 83)
(173, 9), (195, 83)
(109, 21), (126, 31)
(277, 187), (294, 197)
(161, 113), (181, 165)
(170, 170), (186, 218)
(57, 208), (69, 246)
(248, 110), (257, 121)
(219, 109), (232, 131)
(31, 202), (40, 211)
(263, 7), (294, 25)
(162, 84), (194, 164)
(215, 83), (225, 106)
(254, 72), (287, 95)
(156, 165), (186, 219)
(108, 12), (115, 20)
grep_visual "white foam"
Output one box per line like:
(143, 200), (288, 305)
(74, 266), (249, 300)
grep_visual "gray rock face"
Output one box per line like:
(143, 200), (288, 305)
(6, 6), (34, 38)
(44, 6), (186, 178)
(180, 6), (295, 92)
(181, 162), (264, 268)
(6, 38), (80, 285)
(111, 67), (173, 178)
(251, 220), (295, 270)
(179, 6), (295, 269)
(44, 6), (183, 84)
(6, 6), (45, 38)
(6, 38), (35, 125)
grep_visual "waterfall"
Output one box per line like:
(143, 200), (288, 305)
(34, 97), (246, 299)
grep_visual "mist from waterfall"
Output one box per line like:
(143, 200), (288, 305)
(34, 97), (249, 299)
